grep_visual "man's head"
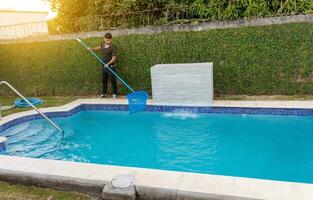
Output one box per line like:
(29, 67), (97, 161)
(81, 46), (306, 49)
(104, 33), (112, 45)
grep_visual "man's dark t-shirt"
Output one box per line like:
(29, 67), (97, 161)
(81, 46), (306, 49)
(100, 42), (117, 64)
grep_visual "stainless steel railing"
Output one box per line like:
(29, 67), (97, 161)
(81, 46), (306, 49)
(0, 81), (64, 133)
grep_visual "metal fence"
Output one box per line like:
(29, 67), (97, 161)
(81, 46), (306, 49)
(0, 21), (48, 40)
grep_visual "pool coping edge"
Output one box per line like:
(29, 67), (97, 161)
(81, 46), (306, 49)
(1, 155), (313, 200)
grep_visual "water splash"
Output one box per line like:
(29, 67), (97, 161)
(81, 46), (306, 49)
(163, 110), (199, 120)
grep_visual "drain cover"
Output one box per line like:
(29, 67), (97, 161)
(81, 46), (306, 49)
(111, 174), (135, 189)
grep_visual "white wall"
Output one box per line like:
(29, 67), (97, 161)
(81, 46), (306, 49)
(0, 11), (48, 26)
(0, 11), (48, 39)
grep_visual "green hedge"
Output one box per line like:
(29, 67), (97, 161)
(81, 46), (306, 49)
(1, 22), (313, 96)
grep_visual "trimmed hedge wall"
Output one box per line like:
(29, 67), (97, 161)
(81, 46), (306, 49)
(0, 22), (313, 96)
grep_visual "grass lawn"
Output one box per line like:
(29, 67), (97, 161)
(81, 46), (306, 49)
(0, 181), (92, 200)
(1, 95), (313, 117)
(0, 96), (82, 117)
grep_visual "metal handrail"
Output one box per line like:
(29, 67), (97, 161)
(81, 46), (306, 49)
(0, 81), (64, 133)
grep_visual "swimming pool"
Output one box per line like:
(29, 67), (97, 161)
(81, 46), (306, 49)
(1, 105), (313, 184)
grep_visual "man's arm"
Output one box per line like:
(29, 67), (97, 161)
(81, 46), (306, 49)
(106, 56), (117, 66)
(87, 46), (101, 51)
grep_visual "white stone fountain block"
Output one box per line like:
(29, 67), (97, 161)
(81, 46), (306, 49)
(151, 63), (213, 106)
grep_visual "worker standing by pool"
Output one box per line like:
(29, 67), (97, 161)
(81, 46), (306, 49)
(88, 33), (118, 98)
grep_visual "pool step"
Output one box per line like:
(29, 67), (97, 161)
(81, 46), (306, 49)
(0, 136), (7, 151)
(4, 123), (61, 157)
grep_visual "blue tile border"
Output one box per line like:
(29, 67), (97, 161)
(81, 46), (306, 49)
(146, 105), (313, 116)
(1, 103), (313, 133)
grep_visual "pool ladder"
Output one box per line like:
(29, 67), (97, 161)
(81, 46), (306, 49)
(0, 81), (64, 133)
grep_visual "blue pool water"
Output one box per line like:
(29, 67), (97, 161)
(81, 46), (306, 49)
(1, 110), (313, 183)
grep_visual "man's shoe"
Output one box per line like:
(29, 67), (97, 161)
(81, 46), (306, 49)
(99, 94), (107, 98)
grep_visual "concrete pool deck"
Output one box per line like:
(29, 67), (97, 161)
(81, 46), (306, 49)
(1, 98), (313, 199)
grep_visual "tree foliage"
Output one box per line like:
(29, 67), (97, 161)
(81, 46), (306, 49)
(49, 0), (313, 33)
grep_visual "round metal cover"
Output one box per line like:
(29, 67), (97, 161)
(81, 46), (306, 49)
(111, 174), (135, 189)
